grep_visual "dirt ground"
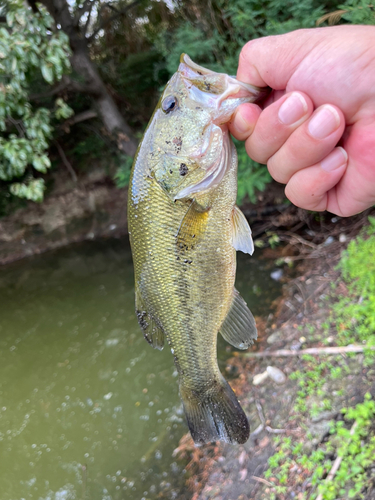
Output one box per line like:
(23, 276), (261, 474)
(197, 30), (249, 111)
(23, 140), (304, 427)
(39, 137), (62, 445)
(172, 208), (375, 500)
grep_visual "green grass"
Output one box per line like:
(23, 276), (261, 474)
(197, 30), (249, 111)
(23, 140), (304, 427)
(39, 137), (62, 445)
(332, 216), (375, 363)
(264, 395), (375, 500)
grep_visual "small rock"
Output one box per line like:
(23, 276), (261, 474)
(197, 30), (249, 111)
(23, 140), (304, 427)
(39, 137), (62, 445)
(323, 236), (334, 246)
(253, 371), (269, 386)
(339, 233), (347, 243)
(238, 450), (247, 465)
(239, 468), (247, 481)
(267, 331), (282, 344)
(270, 269), (283, 281)
(267, 366), (287, 384)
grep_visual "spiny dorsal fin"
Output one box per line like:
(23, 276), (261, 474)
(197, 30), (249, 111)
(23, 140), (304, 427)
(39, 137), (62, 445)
(232, 205), (254, 255)
(176, 200), (209, 254)
(135, 286), (164, 350)
(220, 288), (257, 349)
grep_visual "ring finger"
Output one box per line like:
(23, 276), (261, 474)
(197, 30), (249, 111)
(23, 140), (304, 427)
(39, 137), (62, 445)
(267, 104), (346, 184)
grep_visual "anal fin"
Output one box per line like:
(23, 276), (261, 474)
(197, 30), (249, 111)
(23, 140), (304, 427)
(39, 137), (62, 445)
(220, 288), (257, 349)
(135, 286), (164, 350)
(232, 205), (254, 255)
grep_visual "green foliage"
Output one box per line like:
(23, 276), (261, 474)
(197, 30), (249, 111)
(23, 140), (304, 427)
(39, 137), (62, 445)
(319, 0), (375, 25)
(235, 139), (272, 204)
(265, 395), (375, 500)
(284, 219), (375, 421)
(0, 0), (71, 201)
(115, 155), (134, 188)
(290, 358), (336, 416)
(160, 23), (220, 76)
(331, 218), (375, 360)
(9, 178), (45, 202)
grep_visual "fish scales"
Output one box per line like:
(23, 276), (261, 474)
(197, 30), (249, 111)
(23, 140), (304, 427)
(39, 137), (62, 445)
(128, 54), (268, 445)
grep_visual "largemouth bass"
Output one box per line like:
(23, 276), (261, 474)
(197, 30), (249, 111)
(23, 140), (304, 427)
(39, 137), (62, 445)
(128, 55), (267, 445)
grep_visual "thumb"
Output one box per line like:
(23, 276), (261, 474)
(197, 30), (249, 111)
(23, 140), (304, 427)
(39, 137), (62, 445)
(237, 29), (324, 90)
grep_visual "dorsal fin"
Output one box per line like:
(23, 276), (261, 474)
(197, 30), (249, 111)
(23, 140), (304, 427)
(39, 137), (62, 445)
(232, 205), (254, 255)
(135, 286), (164, 350)
(220, 288), (257, 349)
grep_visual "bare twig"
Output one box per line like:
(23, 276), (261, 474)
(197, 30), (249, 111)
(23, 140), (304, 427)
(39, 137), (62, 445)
(255, 400), (266, 426)
(59, 109), (97, 132)
(243, 345), (374, 359)
(30, 76), (89, 101)
(87, 0), (141, 42)
(280, 232), (318, 249)
(250, 424), (264, 437)
(314, 421), (358, 500)
(54, 140), (78, 183)
(255, 400), (287, 434)
(251, 476), (273, 487)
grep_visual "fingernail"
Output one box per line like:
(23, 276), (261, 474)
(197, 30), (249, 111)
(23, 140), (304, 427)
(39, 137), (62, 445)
(321, 147), (348, 172)
(235, 112), (251, 134)
(308, 105), (340, 139)
(278, 92), (308, 125)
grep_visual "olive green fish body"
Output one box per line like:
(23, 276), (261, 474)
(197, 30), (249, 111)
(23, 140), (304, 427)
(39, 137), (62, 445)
(129, 55), (266, 444)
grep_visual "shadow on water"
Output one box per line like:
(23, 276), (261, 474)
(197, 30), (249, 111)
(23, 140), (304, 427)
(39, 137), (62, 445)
(0, 238), (282, 499)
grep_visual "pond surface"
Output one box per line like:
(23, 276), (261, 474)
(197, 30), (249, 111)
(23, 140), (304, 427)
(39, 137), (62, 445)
(0, 238), (281, 500)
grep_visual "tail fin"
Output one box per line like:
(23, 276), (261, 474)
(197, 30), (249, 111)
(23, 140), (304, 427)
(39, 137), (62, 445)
(180, 377), (250, 445)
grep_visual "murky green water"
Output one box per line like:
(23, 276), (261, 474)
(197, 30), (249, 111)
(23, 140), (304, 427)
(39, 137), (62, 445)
(0, 238), (281, 500)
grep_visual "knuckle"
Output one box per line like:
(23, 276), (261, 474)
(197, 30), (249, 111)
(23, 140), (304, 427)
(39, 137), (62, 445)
(239, 39), (261, 62)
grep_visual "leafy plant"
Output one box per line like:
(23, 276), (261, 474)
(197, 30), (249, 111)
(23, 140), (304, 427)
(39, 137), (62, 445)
(0, 0), (71, 201)
(265, 395), (375, 500)
(331, 218), (375, 362)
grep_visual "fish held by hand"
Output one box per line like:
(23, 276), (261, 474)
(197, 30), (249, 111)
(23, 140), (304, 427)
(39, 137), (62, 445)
(128, 54), (268, 445)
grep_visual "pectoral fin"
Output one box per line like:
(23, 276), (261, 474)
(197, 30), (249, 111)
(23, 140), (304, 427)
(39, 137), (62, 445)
(220, 288), (257, 349)
(176, 200), (209, 253)
(232, 205), (254, 255)
(135, 286), (164, 350)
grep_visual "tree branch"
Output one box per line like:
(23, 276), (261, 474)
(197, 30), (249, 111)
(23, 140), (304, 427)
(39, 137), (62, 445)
(242, 345), (375, 358)
(59, 109), (97, 132)
(54, 140), (78, 182)
(30, 75), (91, 101)
(87, 0), (141, 42)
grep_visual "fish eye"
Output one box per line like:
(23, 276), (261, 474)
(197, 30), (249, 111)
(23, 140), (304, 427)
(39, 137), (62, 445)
(162, 95), (178, 114)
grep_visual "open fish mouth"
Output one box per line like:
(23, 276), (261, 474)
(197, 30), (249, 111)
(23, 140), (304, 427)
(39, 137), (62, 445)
(179, 53), (269, 107)
(172, 55), (269, 200)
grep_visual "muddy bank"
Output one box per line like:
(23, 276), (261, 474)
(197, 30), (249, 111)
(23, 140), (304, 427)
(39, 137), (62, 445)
(0, 170), (127, 265)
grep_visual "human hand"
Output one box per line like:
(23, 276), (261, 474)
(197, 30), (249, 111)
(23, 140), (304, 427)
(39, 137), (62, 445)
(229, 25), (375, 216)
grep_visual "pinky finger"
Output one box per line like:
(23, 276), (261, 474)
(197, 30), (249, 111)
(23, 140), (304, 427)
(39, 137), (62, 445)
(284, 147), (348, 212)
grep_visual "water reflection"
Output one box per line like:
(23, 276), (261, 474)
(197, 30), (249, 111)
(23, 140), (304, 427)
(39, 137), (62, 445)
(0, 238), (281, 499)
